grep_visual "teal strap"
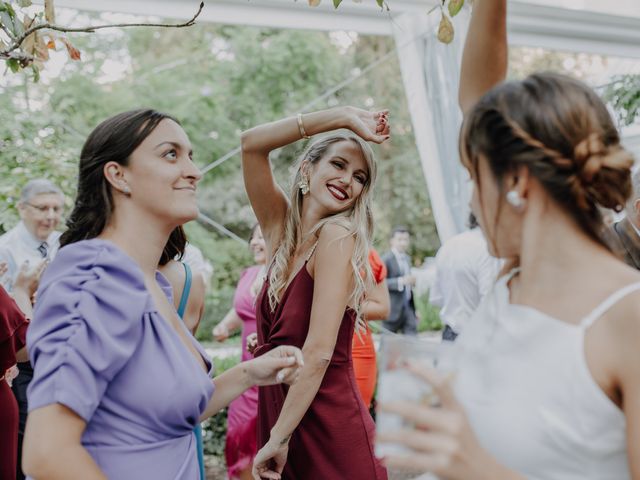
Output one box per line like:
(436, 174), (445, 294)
(194, 424), (205, 480)
(177, 262), (192, 319)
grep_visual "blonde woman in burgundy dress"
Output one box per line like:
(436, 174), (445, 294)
(241, 106), (390, 480)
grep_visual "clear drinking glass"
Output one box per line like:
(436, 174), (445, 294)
(375, 334), (457, 459)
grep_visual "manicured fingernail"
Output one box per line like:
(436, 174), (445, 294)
(277, 371), (284, 382)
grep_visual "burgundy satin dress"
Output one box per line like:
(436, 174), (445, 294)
(255, 263), (387, 480)
(0, 287), (29, 480)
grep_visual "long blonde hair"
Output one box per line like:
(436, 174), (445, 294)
(267, 133), (377, 331)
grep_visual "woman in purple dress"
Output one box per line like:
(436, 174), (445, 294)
(213, 225), (266, 480)
(22, 109), (303, 480)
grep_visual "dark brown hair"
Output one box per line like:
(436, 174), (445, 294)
(462, 72), (634, 246)
(159, 226), (187, 266)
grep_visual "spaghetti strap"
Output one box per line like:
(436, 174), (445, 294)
(305, 240), (319, 263)
(580, 281), (640, 330)
(177, 262), (192, 319)
(502, 267), (521, 284)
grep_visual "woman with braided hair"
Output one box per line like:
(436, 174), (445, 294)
(377, 1), (640, 479)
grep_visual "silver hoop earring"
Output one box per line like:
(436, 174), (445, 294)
(299, 177), (310, 195)
(506, 190), (524, 209)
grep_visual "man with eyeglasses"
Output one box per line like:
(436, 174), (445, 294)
(0, 178), (64, 480)
(0, 179), (64, 291)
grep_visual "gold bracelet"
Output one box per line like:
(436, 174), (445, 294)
(297, 113), (310, 139)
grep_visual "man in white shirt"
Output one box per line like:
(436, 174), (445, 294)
(0, 179), (64, 291)
(382, 226), (418, 335)
(0, 178), (64, 480)
(430, 215), (502, 341)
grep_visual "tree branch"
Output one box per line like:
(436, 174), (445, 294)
(1, 1), (204, 60)
(0, 21), (14, 39)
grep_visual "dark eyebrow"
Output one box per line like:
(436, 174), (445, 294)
(333, 156), (369, 178)
(155, 141), (193, 156)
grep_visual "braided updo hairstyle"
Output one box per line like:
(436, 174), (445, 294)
(60, 109), (179, 247)
(462, 72), (635, 247)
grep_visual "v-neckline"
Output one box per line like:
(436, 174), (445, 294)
(280, 261), (312, 302)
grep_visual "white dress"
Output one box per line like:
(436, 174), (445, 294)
(453, 270), (639, 480)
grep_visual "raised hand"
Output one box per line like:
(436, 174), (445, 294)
(14, 260), (47, 298)
(246, 345), (303, 387)
(344, 107), (390, 144)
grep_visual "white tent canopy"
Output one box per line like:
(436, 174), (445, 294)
(47, 0), (640, 57)
(50, 0), (640, 239)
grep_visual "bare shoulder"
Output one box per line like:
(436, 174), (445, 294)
(318, 219), (353, 240)
(158, 260), (185, 290)
(317, 221), (355, 253)
(599, 266), (640, 359)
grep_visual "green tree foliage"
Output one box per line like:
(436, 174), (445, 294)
(0, 0), (202, 76)
(0, 16), (439, 340)
(603, 75), (640, 127)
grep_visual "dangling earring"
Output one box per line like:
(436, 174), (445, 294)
(299, 176), (310, 195)
(506, 190), (525, 210)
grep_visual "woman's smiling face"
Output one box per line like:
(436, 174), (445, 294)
(305, 140), (369, 216)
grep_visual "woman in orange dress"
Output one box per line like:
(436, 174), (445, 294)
(352, 248), (390, 408)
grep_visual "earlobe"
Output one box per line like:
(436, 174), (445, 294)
(510, 165), (530, 199)
(506, 190), (525, 210)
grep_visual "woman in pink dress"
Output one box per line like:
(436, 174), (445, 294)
(213, 225), (266, 480)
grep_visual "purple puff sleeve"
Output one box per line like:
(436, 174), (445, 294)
(27, 240), (150, 422)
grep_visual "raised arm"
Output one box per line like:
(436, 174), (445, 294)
(458, 0), (508, 115)
(252, 223), (356, 479)
(241, 107), (389, 254)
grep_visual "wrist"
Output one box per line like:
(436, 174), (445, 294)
(269, 427), (291, 446)
(12, 286), (31, 301)
(340, 106), (355, 130)
(241, 360), (255, 389)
